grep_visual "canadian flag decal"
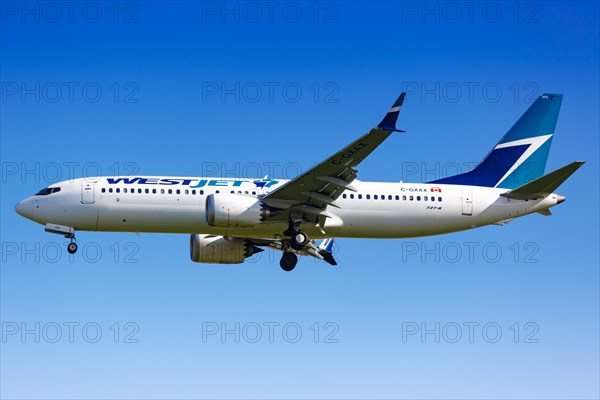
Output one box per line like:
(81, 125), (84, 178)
(430, 187), (442, 193)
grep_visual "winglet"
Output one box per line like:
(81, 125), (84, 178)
(500, 161), (584, 200)
(378, 92), (406, 132)
(318, 238), (337, 266)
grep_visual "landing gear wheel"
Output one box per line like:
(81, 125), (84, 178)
(67, 242), (78, 254)
(280, 252), (298, 271)
(290, 230), (309, 251)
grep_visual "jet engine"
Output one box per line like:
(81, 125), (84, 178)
(190, 234), (263, 264)
(205, 194), (270, 228)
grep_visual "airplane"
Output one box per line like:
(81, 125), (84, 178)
(15, 92), (584, 271)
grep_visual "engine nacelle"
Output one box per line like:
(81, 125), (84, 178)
(205, 193), (269, 228)
(190, 234), (262, 264)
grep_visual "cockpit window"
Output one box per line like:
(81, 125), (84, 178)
(35, 187), (61, 196)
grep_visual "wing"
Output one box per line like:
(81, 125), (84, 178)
(261, 92), (406, 223)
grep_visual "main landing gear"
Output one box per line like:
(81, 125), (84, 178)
(280, 252), (298, 272)
(284, 218), (309, 251)
(279, 218), (309, 271)
(290, 230), (309, 250)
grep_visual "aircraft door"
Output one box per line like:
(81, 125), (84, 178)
(461, 189), (473, 216)
(81, 180), (95, 204)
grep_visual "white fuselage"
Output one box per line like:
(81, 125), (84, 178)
(16, 176), (561, 239)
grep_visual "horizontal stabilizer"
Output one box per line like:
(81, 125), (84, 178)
(501, 161), (584, 200)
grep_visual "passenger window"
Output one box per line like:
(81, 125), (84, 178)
(168, 189), (172, 194)
(395, 195), (399, 200)
(176, 189), (181, 195)
(410, 196), (414, 201)
(138, 188), (142, 194)
(145, 189), (149, 194)
(424, 196), (428, 201)
(417, 196), (421, 201)
(192, 190), (196, 195)
(366, 195), (370, 199)
(124, 188), (128, 193)
(200, 190), (204, 195)
(350, 194), (354, 199)
(374, 195), (378, 200)
(152, 189), (157, 194)
(101, 188), (106, 193)
(438, 196), (442, 202)
(358, 194), (362, 199)
(231, 190), (235, 194)
(402, 195), (406, 201)
(431, 197), (435, 202)
(343, 194), (347, 199)
(252, 191), (256, 195)
(116, 188), (120, 193)
(161, 189), (165, 194)
(185, 189), (189, 195)
(109, 188), (113, 193)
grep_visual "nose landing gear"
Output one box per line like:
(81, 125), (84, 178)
(67, 239), (78, 254)
(66, 233), (78, 254)
(44, 223), (79, 255)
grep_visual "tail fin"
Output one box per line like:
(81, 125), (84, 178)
(430, 94), (563, 189)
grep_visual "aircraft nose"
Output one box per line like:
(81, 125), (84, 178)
(557, 195), (566, 204)
(15, 199), (33, 219)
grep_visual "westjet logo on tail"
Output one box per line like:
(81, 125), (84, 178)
(106, 177), (279, 188)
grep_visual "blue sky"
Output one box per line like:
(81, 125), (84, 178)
(1, 1), (599, 399)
